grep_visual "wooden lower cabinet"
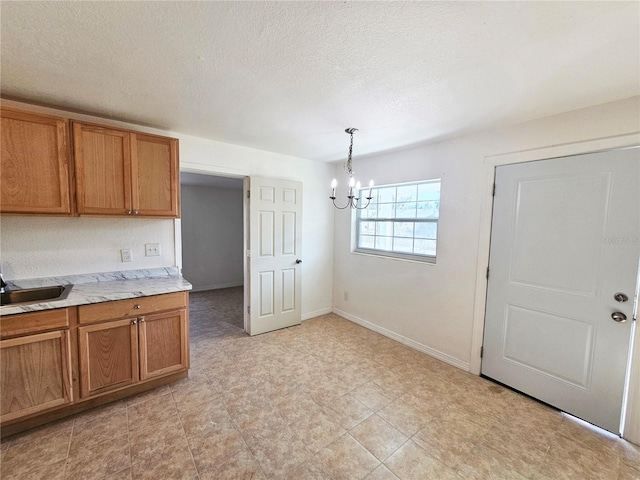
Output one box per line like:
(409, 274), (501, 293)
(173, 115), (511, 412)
(139, 309), (188, 381)
(77, 299), (188, 398)
(78, 318), (139, 398)
(1, 330), (73, 423)
(1, 292), (190, 436)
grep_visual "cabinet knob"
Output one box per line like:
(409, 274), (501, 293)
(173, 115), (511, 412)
(131, 319), (137, 325)
(134, 304), (141, 309)
(126, 209), (132, 215)
(139, 318), (145, 323)
(133, 210), (139, 215)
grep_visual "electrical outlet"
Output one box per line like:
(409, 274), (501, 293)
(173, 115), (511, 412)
(145, 243), (161, 257)
(344, 291), (349, 301)
(121, 248), (133, 263)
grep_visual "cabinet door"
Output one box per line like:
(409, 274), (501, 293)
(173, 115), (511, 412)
(139, 309), (188, 381)
(1, 109), (72, 214)
(73, 122), (132, 215)
(1, 330), (73, 422)
(131, 133), (179, 217)
(78, 318), (139, 398)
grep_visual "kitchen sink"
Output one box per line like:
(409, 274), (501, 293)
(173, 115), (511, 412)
(1, 285), (73, 307)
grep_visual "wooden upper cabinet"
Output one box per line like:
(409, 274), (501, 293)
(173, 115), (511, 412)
(1, 109), (73, 214)
(73, 123), (131, 215)
(73, 122), (179, 218)
(132, 134), (179, 216)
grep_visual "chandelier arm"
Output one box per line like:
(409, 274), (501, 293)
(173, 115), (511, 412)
(353, 197), (373, 209)
(330, 197), (352, 210)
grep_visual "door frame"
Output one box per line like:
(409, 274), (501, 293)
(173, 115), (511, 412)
(469, 132), (640, 441)
(175, 165), (250, 331)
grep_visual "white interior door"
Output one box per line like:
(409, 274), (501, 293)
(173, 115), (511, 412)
(248, 176), (302, 335)
(482, 148), (639, 433)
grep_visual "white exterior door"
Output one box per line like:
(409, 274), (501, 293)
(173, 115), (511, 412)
(248, 176), (302, 335)
(482, 148), (639, 433)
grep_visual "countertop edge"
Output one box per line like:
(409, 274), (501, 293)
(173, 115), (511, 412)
(1, 275), (192, 316)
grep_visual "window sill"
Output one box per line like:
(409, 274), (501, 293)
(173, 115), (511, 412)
(351, 249), (437, 265)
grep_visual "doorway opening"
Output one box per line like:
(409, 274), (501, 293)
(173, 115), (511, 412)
(180, 172), (246, 336)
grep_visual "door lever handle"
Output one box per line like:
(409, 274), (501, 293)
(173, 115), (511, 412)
(611, 312), (627, 323)
(295, 259), (302, 264)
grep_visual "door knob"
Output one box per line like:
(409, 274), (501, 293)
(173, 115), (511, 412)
(614, 292), (629, 303)
(611, 312), (627, 323)
(296, 259), (302, 264)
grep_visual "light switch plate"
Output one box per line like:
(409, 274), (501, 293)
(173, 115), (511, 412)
(145, 243), (161, 257)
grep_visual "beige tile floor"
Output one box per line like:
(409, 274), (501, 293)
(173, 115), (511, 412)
(1, 290), (639, 479)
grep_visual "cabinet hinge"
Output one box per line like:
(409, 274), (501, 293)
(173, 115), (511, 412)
(486, 267), (490, 279)
(480, 346), (484, 358)
(492, 183), (496, 196)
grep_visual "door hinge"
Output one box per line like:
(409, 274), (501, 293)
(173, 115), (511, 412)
(247, 190), (250, 199)
(486, 267), (490, 279)
(480, 346), (484, 358)
(246, 250), (251, 257)
(247, 306), (251, 314)
(492, 183), (496, 196)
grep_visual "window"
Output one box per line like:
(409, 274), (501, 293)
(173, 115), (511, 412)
(355, 179), (441, 262)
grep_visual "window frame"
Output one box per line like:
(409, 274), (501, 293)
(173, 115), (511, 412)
(353, 178), (441, 264)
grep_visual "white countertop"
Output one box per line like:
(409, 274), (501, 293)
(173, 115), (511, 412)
(1, 267), (192, 316)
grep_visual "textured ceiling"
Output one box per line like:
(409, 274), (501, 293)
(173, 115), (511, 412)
(1, 1), (638, 162)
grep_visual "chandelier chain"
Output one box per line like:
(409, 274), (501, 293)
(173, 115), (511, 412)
(344, 127), (358, 175)
(331, 127), (372, 210)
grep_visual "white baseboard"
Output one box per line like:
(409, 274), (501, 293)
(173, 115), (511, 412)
(332, 308), (470, 372)
(190, 282), (244, 293)
(302, 307), (333, 321)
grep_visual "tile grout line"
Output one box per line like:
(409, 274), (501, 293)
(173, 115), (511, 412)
(170, 390), (201, 479)
(222, 388), (270, 480)
(62, 421), (75, 479)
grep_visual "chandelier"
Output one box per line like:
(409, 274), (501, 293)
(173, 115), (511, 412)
(330, 128), (374, 209)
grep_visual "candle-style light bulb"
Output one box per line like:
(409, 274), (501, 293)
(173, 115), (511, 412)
(331, 178), (337, 198)
(349, 177), (355, 187)
(355, 181), (361, 190)
(368, 179), (374, 198)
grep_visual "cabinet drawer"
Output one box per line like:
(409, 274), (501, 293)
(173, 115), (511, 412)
(1, 308), (70, 339)
(78, 292), (187, 325)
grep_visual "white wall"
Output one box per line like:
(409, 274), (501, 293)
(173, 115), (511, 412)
(333, 96), (640, 370)
(0, 216), (174, 279)
(181, 184), (244, 291)
(0, 99), (335, 320)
